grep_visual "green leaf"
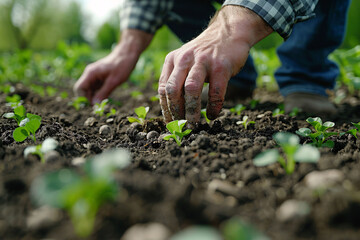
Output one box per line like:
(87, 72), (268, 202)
(253, 149), (279, 167)
(13, 127), (29, 142)
(347, 129), (358, 138)
(322, 140), (334, 148)
(26, 118), (41, 134)
(134, 106), (149, 119)
(182, 129), (192, 135)
(323, 121), (335, 128)
(30, 169), (81, 208)
(163, 135), (173, 140)
(14, 105), (26, 118)
(178, 119), (187, 130)
(3, 113), (15, 119)
(294, 145), (320, 163)
(27, 113), (41, 122)
(273, 132), (299, 146)
(127, 117), (140, 123)
(296, 128), (312, 137)
(352, 122), (360, 131)
(166, 120), (181, 134)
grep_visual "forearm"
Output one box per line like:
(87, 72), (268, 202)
(113, 29), (153, 60)
(223, 0), (319, 39)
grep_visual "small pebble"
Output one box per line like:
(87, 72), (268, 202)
(121, 223), (171, 240)
(136, 132), (147, 141)
(304, 169), (344, 189)
(106, 118), (114, 124)
(27, 206), (61, 230)
(276, 199), (310, 222)
(99, 125), (111, 136)
(44, 150), (60, 163)
(147, 131), (159, 140)
(84, 117), (96, 127)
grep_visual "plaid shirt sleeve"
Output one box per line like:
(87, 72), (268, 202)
(119, 0), (174, 34)
(223, 0), (319, 39)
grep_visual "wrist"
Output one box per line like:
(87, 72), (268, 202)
(210, 5), (273, 47)
(113, 29), (153, 59)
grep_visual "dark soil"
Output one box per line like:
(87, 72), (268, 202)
(1, 83), (360, 240)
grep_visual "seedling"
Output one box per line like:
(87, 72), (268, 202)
(131, 90), (143, 98)
(93, 99), (109, 117)
(70, 96), (89, 110)
(254, 132), (320, 174)
(236, 116), (255, 130)
(347, 122), (360, 139)
(296, 117), (338, 148)
(46, 86), (57, 97)
(273, 104), (284, 117)
(201, 108), (211, 123)
(3, 105), (42, 143)
(289, 107), (300, 117)
(150, 94), (160, 102)
(106, 108), (117, 117)
(230, 104), (246, 115)
(163, 120), (192, 146)
(60, 91), (68, 99)
(127, 106), (149, 125)
(24, 138), (58, 163)
(31, 149), (131, 238)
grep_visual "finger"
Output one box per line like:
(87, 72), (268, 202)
(73, 65), (99, 103)
(158, 54), (174, 123)
(206, 62), (231, 120)
(165, 64), (189, 120)
(92, 75), (119, 104)
(184, 64), (207, 127)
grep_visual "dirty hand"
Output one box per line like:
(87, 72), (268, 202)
(158, 6), (272, 127)
(73, 30), (153, 104)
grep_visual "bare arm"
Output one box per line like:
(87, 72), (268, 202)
(73, 29), (153, 104)
(158, 5), (273, 127)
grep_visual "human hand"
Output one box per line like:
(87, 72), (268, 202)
(158, 6), (272, 127)
(73, 30), (153, 104)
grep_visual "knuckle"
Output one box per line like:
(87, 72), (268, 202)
(176, 51), (193, 66)
(158, 85), (166, 96)
(184, 79), (202, 95)
(164, 52), (175, 64)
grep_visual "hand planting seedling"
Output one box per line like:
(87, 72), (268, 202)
(31, 149), (131, 238)
(230, 104), (246, 115)
(163, 120), (192, 146)
(347, 122), (360, 139)
(3, 105), (42, 143)
(254, 132), (320, 174)
(70, 96), (89, 110)
(236, 116), (255, 130)
(24, 138), (58, 163)
(127, 106), (149, 125)
(201, 108), (211, 123)
(296, 117), (338, 148)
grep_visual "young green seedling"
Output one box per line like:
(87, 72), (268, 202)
(347, 122), (360, 139)
(31, 149), (131, 238)
(236, 116), (255, 130)
(24, 138), (59, 163)
(5, 94), (22, 108)
(3, 105), (27, 125)
(272, 104), (284, 117)
(93, 99), (109, 117)
(230, 104), (246, 115)
(106, 108), (117, 117)
(13, 114), (42, 143)
(254, 132), (320, 174)
(127, 106), (149, 125)
(296, 117), (338, 148)
(131, 90), (143, 98)
(70, 96), (89, 110)
(201, 108), (211, 124)
(163, 120), (192, 146)
(289, 107), (300, 117)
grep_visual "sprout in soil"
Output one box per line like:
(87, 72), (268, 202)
(30, 149), (131, 238)
(230, 104), (246, 115)
(254, 132), (320, 174)
(347, 122), (360, 139)
(150, 94), (160, 102)
(201, 108), (211, 124)
(106, 108), (117, 117)
(3, 105), (42, 143)
(127, 106), (149, 125)
(236, 116), (255, 130)
(131, 90), (143, 98)
(93, 99), (115, 117)
(296, 117), (338, 148)
(289, 107), (300, 117)
(24, 138), (58, 163)
(163, 120), (192, 146)
(70, 96), (89, 110)
(272, 104), (284, 117)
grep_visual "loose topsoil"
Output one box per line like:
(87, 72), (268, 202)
(1, 83), (360, 240)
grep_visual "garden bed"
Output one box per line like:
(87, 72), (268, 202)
(1, 83), (360, 240)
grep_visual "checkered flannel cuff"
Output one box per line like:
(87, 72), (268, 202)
(223, 0), (317, 39)
(120, 0), (174, 34)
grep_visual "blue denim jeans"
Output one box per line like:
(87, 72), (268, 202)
(166, 0), (351, 96)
